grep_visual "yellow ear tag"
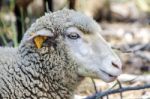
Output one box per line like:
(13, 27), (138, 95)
(34, 36), (47, 49)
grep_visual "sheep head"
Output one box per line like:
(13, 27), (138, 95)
(21, 9), (122, 83)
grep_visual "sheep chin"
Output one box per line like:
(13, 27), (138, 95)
(77, 65), (118, 83)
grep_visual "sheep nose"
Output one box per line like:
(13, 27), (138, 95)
(112, 61), (122, 69)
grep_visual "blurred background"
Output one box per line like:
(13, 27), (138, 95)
(0, 0), (150, 98)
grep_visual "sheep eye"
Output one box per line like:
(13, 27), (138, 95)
(67, 33), (80, 39)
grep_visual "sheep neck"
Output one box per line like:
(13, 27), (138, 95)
(16, 44), (83, 98)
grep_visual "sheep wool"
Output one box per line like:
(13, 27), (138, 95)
(0, 9), (102, 99)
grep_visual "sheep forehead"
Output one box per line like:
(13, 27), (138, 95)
(43, 9), (101, 33)
(24, 9), (101, 39)
(68, 12), (101, 33)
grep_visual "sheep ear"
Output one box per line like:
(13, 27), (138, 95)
(28, 29), (54, 49)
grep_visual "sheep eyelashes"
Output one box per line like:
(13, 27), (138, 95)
(0, 9), (122, 99)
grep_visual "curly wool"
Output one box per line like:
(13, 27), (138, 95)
(0, 9), (101, 99)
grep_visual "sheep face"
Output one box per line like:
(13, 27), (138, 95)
(22, 9), (122, 83)
(64, 26), (122, 82)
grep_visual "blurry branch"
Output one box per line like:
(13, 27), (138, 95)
(112, 43), (150, 53)
(135, 51), (150, 62)
(0, 20), (8, 46)
(113, 47), (150, 62)
(20, 7), (25, 36)
(112, 43), (150, 62)
(14, 0), (33, 43)
(112, 46), (135, 53)
(69, 0), (76, 9)
(11, 22), (18, 47)
(91, 78), (98, 93)
(130, 43), (150, 51)
(0, 0), (1, 10)
(118, 74), (150, 83)
(44, 0), (53, 12)
(117, 80), (123, 99)
(0, 20), (18, 47)
(0, 34), (8, 45)
(85, 84), (150, 99)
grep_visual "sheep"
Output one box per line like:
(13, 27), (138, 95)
(0, 9), (122, 99)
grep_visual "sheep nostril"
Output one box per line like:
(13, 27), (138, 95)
(112, 62), (120, 69)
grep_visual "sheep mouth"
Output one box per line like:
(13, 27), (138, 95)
(100, 69), (117, 78)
